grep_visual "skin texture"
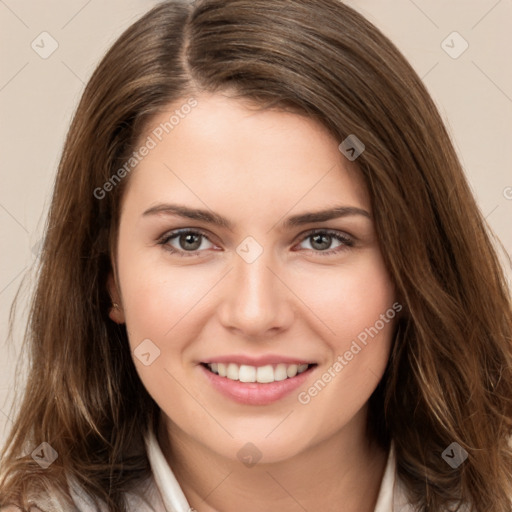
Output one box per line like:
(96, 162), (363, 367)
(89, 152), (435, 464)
(108, 92), (397, 512)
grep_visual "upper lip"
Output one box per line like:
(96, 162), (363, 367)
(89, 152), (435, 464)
(201, 354), (316, 366)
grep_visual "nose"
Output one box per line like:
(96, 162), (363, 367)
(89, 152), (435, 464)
(216, 246), (295, 339)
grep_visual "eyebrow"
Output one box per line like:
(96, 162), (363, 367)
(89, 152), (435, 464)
(142, 203), (371, 231)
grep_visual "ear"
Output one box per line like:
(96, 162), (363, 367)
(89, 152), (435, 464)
(107, 272), (125, 324)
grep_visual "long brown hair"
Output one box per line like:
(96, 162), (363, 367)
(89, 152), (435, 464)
(1, 0), (511, 510)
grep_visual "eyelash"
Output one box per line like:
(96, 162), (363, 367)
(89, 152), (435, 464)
(157, 228), (355, 258)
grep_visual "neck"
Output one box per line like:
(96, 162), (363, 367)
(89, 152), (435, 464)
(157, 408), (389, 512)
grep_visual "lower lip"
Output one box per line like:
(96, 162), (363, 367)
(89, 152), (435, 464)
(200, 364), (315, 405)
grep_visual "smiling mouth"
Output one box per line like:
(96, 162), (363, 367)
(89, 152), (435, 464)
(201, 362), (317, 384)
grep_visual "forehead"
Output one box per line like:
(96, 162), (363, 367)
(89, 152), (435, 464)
(122, 92), (370, 219)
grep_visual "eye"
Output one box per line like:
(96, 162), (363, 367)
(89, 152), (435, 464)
(158, 228), (355, 258)
(295, 229), (354, 256)
(158, 229), (216, 257)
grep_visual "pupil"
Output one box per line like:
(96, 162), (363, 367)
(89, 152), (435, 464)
(182, 233), (201, 250)
(312, 233), (331, 250)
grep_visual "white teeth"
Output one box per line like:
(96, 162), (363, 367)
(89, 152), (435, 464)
(206, 362), (312, 383)
(239, 365), (256, 383)
(256, 365), (274, 383)
(226, 363), (239, 380)
(217, 363), (227, 377)
(286, 364), (298, 378)
(274, 364), (288, 381)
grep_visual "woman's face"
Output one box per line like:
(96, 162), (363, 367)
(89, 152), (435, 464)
(110, 91), (397, 463)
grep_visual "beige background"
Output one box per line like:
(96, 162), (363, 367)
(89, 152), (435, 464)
(1, 0), (511, 448)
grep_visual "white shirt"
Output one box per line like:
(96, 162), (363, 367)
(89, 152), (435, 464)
(4, 429), (479, 511)
(66, 430), (417, 512)
(121, 430), (413, 511)
(45, 429), (474, 512)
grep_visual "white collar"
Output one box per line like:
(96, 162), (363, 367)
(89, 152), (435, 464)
(143, 429), (412, 512)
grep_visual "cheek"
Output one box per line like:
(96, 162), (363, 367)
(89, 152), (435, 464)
(115, 247), (205, 406)
(116, 237), (213, 345)
(292, 251), (396, 433)
(293, 250), (396, 345)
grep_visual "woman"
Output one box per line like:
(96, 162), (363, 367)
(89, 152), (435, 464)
(1, 0), (511, 511)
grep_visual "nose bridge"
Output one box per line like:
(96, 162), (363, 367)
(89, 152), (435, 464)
(236, 251), (274, 304)
(218, 240), (292, 336)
